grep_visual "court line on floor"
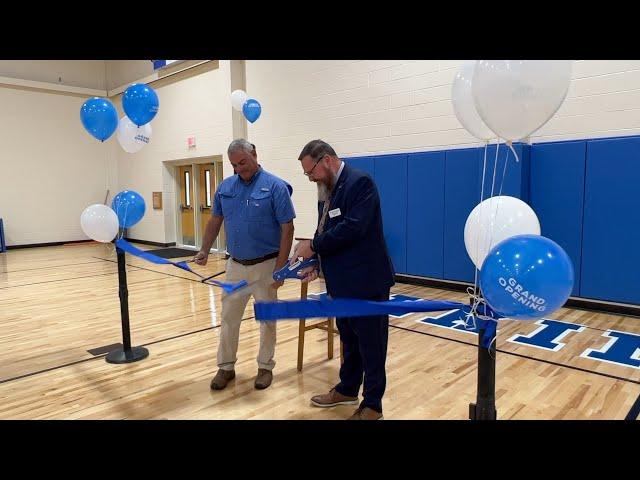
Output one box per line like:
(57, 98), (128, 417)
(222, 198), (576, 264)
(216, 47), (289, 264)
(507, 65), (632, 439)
(5, 266), (637, 417)
(0, 268), (144, 290)
(624, 393), (640, 420)
(0, 260), (108, 275)
(390, 323), (640, 386)
(388, 292), (638, 336)
(0, 316), (255, 386)
(92, 256), (226, 286)
(392, 322), (640, 419)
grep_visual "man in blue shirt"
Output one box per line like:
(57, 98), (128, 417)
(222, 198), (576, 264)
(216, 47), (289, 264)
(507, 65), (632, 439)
(194, 139), (295, 390)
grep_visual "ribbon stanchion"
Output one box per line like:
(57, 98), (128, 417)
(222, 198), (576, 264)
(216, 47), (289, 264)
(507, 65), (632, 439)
(467, 291), (498, 420)
(469, 320), (498, 420)
(104, 240), (248, 364)
(105, 245), (149, 364)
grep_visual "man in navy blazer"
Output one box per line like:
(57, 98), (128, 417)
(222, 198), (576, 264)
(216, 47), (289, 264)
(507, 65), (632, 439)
(292, 139), (395, 420)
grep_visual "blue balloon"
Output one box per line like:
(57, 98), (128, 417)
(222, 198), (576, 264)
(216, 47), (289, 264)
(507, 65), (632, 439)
(80, 97), (118, 141)
(242, 98), (262, 123)
(111, 190), (146, 228)
(122, 83), (159, 127)
(479, 234), (574, 321)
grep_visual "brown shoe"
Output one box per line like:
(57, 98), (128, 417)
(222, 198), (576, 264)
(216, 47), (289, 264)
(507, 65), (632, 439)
(254, 368), (273, 389)
(347, 407), (384, 420)
(310, 388), (359, 408)
(210, 369), (235, 390)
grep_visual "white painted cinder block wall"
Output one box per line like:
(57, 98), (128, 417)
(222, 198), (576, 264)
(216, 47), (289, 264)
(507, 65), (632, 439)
(3, 60), (639, 247)
(0, 61), (234, 247)
(0, 87), (114, 246)
(245, 60), (640, 238)
(114, 61), (234, 244)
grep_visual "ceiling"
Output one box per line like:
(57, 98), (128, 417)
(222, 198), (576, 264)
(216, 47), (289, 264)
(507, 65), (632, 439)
(0, 60), (180, 92)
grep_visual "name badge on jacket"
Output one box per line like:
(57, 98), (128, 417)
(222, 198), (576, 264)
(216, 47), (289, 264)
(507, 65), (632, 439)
(329, 208), (341, 218)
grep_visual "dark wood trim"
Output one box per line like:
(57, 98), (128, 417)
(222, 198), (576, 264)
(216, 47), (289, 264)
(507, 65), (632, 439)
(5, 239), (177, 250)
(7, 240), (95, 249)
(123, 238), (176, 248)
(395, 274), (640, 318)
(565, 297), (640, 318)
(395, 274), (471, 293)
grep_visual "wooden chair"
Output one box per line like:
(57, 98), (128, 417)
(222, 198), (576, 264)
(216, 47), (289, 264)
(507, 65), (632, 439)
(297, 278), (344, 371)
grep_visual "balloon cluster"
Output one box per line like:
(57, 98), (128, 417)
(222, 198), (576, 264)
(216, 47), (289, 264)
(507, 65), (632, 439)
(80, 190), (146, 243)
(452, 60), (573, 143)
(80, 83), (159, 154)
(452, 61), (575, 321)
(230, 89), (262, 123)
(464, 196), (574, 321)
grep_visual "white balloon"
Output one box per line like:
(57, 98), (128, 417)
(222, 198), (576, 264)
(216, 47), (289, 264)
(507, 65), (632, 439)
(472, 60), (573, 142)
(451, 61), (494, 141)
(464, 195), (541, 270)
(231, 89), (248, 111)
(117, 116), (152, 154)
(80, 204), (119, 243)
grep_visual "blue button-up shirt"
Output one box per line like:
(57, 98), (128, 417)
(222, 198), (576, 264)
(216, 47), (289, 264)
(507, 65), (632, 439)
(213, 167), (295, 260)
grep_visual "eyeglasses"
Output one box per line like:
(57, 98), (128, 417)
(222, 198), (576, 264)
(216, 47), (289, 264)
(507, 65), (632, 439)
(304, 154), (326, 177)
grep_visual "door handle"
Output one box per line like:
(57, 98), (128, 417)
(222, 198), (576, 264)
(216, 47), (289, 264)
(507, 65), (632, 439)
(200, 205), (211, 212)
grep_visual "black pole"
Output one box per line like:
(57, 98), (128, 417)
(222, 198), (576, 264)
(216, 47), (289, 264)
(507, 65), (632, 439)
(106, 245), (149, 364)
(469, 291), (497, 420)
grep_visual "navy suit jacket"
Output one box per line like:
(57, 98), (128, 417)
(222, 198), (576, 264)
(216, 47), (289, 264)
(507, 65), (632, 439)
(312, 164), (395, 299)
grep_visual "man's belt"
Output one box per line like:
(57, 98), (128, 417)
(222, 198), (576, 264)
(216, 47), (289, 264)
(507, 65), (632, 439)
(232, 251), (279, 266)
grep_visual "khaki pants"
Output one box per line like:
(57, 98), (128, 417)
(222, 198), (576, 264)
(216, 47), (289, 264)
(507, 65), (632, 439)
(217, 257), (277, 372)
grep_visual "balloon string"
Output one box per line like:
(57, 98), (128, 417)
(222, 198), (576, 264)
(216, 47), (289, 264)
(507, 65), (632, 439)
(497, 143), (511, 198)
(117, 200), (128, 240)
(472, 141), (489, 299)
(507, 141), (520, 163)
(483, 141), (501, 271)
(485, 143), (511, 272)
(469, 140), (511, 322)
(489, 142), (500, 202)
(468, 142), (500, 323)
(469, 141), (518, 322)
(485, 142), (518, 267)
(122, 203), (128, 240)
(492, 142), (517, 247)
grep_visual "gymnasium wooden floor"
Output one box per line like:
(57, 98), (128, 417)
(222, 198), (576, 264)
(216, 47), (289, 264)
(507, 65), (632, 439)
(0, 241), (638, 420)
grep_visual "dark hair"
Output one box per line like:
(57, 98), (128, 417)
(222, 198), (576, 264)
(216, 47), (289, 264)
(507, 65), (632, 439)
(298, 139), (338, 162)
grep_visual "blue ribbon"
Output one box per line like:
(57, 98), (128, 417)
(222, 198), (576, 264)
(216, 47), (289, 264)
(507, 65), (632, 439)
(115, 239), (247, 293)
(256, 298), (471, 320)
(254, 297), (500, 349)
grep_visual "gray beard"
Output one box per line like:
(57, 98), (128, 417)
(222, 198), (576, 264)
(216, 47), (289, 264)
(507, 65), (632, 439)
(317, 182), (329, 202)
(317, 170), (339, 201)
